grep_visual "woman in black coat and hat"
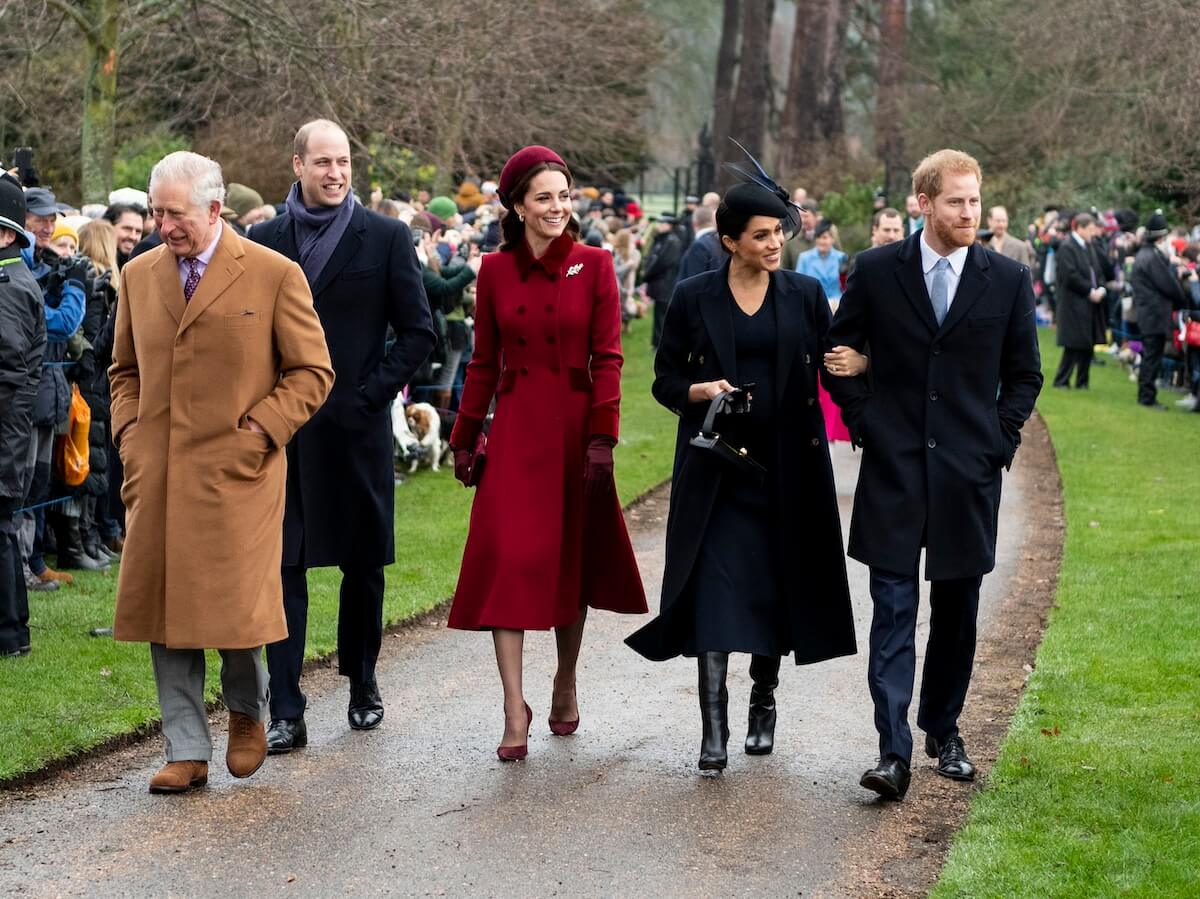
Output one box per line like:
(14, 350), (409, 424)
(626, 164), (864, 772)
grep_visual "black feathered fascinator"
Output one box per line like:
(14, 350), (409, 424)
(722, 138), (802, 238)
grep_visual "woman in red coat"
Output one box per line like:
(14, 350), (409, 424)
(448, 146), (647, 761)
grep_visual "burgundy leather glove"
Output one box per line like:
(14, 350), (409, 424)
(583, 435), (617, 502)
(452, 446), (474, 486)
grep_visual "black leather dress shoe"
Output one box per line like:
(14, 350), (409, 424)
(860, 756), (911, 800)
(348, 678), (384, 730)
(925, 732), (976, 781)
(266, 718), (307, 754)
(1, 645), (32, 658)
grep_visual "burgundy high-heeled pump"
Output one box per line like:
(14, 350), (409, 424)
(497, 702), (533, 761)
(549, 689), (579, 736)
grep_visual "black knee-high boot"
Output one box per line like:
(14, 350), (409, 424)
(745, 654), (780, 755)
(698, 652), (730, 771)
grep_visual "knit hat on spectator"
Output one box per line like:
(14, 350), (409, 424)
(23, 186), (58, 216)
(580, 187), (600, 201)
(427, 196), (458, 220)
(625, 200), (642, 220)
(51, 219), (79, 244)
(0, 173), (31, 247)
(497, 146), (568, 209)
(423, 212), (446, 234)
(1145, 210), (1169, 239)
(227, 183), (264, 218)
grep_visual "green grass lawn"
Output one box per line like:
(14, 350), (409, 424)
(0, 316), (675, 783)
(932, 331), (1200, 897)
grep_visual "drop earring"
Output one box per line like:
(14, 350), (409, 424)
(518, 213), (525, 223)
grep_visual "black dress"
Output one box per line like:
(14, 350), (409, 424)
(681, 282), (785, 657)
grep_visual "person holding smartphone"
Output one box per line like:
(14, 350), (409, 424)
(626, 162), (864, 773)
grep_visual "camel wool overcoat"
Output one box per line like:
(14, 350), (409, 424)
(109, 225), (334, 649)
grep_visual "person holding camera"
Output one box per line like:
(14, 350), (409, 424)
(625, 169), (863, 773)
(20, 187), (90, 586)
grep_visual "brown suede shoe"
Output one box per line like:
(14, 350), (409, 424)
(149, 760), (208, 794)
(39, 566), (73, 586)
(226, 711), (267, 778)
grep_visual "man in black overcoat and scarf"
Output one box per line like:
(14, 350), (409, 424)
(1131, 210), (1189, 409)
(250, 119), (435, 750)
(823, 150), (1043, 800)
(1051, 212), (1108, 390)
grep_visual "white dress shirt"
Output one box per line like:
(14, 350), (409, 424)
(920, 230), (969, 309)
(176, 221), (223, 292)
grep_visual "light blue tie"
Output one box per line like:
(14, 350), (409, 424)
(930, 257), (951, 326)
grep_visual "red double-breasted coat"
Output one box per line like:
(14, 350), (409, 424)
(448, 233), (647, 630)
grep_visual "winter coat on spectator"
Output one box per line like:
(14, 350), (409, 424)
(641, 229), (683, 301)
(1054, 234), (1107, 349)
(27, 250), (86, 427)
(0, 245), (47, 506)
(675, 230), (724, 284)
(1132, 242), (1187, 337)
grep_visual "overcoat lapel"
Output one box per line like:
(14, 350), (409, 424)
(179, 227), (246, 334)
(149, 248), (185, 325)
(773, 274), (800, 407)
(893, 232), (939, 336)
(698, 270), (738, 385)
(937, 243), (991, 336)
(309, 205), (366, 298)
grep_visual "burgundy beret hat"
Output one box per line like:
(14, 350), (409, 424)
(497, 145), (568, 209)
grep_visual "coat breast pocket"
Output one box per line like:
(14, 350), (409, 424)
(341, 265), (381, 281)
(224, 311), (261, 330)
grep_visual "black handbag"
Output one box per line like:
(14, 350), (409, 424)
(688, 390), (766, 484)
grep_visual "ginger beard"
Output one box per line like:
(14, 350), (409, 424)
(920, 172), (981, 251)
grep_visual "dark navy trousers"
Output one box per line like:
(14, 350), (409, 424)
(266, 564), (385, 720)
(867, 566), (982, 763)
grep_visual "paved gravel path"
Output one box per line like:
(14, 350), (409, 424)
(0, 445), (1030, 898)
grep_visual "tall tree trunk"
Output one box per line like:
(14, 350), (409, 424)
(722, 0), (774, 189)
(72, 0), (120, 203)
(875, 0), (908, 202)
(711, 0), (741, 187)
(779, 0), (849, 178)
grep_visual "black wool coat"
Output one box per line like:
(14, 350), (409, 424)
(1054, 236), (1106, 349)
(641, 230), (683, 301)
(0, 249), (47, 505)
(1131, 243), (1187, 337)
(625, 264), (857, 664)
(823, 232), (1043, 581)
(251, 204), (435, 568)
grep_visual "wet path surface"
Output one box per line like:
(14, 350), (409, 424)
(0, 445), (1030, 897)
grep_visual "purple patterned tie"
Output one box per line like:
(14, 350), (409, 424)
(183, 258), (201, 303)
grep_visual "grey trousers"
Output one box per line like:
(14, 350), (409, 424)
(149, 643), (269, 762)
(17, 425), (53, 562)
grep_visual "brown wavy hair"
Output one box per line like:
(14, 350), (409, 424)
(499, 162), (580, 251)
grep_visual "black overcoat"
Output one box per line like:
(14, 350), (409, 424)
(250, 204), (435, 568)
(1054, 237), (1106, 349)
(823, 232), (1043, 581)
(1131, 243), (1187, 337)
(625, 264), (857, 664)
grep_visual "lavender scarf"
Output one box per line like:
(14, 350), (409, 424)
(285, 182), (356, 286)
